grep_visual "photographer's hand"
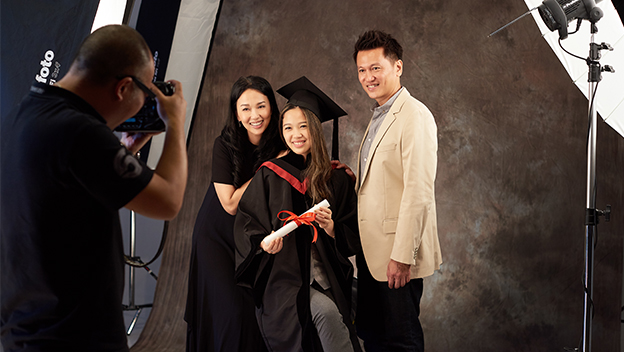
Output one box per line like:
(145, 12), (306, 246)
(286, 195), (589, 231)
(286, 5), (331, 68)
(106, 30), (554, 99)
(151, 80), (186, 131)
(125, 80), (188, 220)
(120, 132), (157, 155)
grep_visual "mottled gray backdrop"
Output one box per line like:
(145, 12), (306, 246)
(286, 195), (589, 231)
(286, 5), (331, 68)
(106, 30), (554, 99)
(131, 1), (624, 351)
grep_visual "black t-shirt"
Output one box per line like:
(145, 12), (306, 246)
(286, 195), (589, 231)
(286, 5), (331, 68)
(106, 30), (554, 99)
(211, 135), (259, 186)
(1, 83), (154, 352)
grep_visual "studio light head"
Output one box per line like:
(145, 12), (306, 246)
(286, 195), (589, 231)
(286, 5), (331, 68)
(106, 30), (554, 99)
(538, 0), (604, 39)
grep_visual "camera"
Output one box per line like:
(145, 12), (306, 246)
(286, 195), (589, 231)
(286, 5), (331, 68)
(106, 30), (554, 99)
(114, 81), (174, 132)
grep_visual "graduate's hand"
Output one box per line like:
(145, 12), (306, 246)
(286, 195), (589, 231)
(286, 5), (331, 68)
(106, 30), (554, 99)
(314, 206), (334, 238)
(260, 234), (283, 254)
(330, 160), (356, 182)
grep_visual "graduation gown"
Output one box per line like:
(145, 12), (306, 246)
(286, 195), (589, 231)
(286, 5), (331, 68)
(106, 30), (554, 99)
(234, 153), (362, 352)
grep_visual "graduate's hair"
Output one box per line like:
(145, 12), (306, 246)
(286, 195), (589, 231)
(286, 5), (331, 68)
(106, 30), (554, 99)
(221, 76), (284, 188)
(280, 104), (332, 204)
(70, 25), (153, 85)
(353, 30), (403, 63)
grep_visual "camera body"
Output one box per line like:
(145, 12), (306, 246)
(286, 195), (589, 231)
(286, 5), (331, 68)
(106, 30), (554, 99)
(114, 81), (174, 132)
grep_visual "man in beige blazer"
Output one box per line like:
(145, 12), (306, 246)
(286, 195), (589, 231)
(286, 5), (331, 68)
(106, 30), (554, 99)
(353, 30), (442, 352)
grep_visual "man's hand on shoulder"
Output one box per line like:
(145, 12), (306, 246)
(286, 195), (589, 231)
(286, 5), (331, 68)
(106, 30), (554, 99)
(387, 259), (411, 289)
(330, 160), (356, 182)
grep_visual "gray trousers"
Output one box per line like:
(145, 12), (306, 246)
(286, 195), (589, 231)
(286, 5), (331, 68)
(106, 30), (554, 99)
(309, 286), (354, 352)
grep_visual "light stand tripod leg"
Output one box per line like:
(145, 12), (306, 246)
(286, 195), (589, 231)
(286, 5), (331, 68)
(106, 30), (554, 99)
(125, 303), (154, 335)
(127, 307), (142, 336)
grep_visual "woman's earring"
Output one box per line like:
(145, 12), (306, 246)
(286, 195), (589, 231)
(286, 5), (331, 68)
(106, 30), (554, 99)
(238, 121), (242, 128)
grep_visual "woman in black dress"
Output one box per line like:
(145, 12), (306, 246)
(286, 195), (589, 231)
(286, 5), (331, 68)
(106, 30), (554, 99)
(184, 76), (284, 352)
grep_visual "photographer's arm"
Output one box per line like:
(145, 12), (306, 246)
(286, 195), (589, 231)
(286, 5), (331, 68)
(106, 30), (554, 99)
(124, 80), (188, 220)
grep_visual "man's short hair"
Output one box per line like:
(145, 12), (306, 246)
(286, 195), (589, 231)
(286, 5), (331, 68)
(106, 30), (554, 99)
(353, 30), (403, 63)
(71, 25), (153, 85)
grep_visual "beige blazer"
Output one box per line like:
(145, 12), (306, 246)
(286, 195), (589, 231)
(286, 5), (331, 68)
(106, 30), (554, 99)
(356, 88), (442, 282)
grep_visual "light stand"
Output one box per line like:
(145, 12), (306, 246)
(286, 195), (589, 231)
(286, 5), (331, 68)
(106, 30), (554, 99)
(122, 210), (158, 336)
(120, 148), (166, 336)
(581, 21), (613, 352)
(490, 1), (616, 351)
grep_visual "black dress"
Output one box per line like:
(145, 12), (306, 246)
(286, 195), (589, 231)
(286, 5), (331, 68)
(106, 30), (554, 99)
(234, 153), (362, 352)
(184, 136), (266, 352)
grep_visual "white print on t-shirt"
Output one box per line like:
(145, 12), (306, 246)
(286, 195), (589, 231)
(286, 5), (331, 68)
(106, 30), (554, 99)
(113, 148), (143, 179)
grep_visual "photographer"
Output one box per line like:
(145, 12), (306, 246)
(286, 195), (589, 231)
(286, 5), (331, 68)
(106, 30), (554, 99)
(0, 25), (187, 352)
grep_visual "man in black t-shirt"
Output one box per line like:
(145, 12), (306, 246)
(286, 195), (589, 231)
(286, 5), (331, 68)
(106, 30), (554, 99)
(1, 25), (188, 352)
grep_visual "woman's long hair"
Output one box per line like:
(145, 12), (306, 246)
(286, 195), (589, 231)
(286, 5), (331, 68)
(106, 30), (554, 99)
(221, 76), (284, 188)
(279, 104), (332, 204)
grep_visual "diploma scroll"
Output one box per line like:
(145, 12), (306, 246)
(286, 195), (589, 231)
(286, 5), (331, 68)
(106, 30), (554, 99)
(262, 199), (330, 245)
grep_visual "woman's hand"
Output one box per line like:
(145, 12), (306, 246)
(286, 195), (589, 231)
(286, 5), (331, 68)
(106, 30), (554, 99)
(314, 206), (334, 238)
(260, 234), (283, 254)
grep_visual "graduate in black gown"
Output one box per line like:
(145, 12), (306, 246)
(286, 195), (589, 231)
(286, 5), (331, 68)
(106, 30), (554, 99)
(234, 77), (362, 352)
(184, 76), (284, 352)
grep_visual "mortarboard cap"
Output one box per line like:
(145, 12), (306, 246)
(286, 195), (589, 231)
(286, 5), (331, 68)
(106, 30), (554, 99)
(277, 76), (347, 123)
(277, 76), (346, 160)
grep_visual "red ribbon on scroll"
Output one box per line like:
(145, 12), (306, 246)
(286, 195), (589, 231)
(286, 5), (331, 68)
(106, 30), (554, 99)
(277, 210), (318, 243)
